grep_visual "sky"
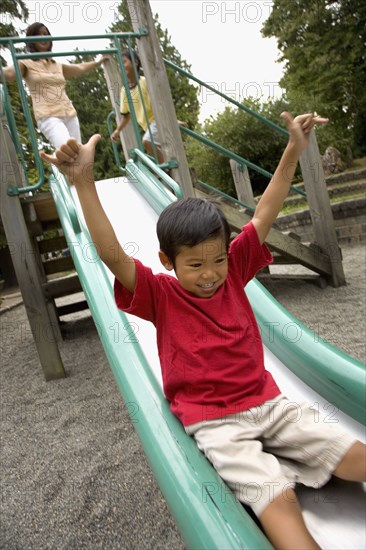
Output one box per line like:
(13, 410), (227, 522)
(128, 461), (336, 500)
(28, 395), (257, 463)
(7, 0), (285, 122)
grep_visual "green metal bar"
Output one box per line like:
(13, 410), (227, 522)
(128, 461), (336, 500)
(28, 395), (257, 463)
(197, 179), (256, 212)
(181, 125), (273, 178)
(0, 32), (147, 45)
(113, 36), (144, 152)
(247, 279), (366, 426)
(6, 42), (45, 196)
(17, 49), (117, 60)
(180, 126), (307, 198)
(106, 111), (125, 173)
(126, 38), (160, 164)
(164, 58), (289, 137)
(0, 78), (30, 185)
(130, 149), (183, 198)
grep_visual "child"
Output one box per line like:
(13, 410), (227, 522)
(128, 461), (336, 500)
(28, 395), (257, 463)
(3, 22), (106, 148)
(110, 50), (186, 164)
(41, 112), (365, 550)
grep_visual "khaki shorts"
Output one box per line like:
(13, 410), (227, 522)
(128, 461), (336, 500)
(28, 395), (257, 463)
(185, 395), (356, 516)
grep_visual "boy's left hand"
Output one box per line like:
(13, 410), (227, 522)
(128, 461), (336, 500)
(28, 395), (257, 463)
(281, 112), (329, 154)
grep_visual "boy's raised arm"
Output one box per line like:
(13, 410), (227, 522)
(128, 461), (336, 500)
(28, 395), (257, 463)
(40, 136), (136, 293)
(252, 112), (328, 244)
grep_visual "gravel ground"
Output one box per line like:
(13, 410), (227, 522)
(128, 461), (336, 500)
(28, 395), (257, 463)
(0, 242), (365, 549)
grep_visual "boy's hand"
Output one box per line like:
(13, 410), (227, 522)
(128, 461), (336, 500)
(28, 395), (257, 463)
(281, 112), (328, 154)
(40, 134), (101, 186)
(111, 130), (120, 142)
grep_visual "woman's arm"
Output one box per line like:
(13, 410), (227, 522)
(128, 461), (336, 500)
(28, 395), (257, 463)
(2, 62), (26, 82)
(62, 56), (107, 78)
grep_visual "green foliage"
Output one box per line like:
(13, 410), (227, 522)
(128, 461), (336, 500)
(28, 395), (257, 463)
(262, 0), (366, 157)
(109, 0), (200, 129)
(0, 0), (28, 63)
(186, 99), (289, 197)
(65, 53), (116, 181)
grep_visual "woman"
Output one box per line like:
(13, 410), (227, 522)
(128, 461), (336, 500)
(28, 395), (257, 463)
(3, 22), (106, 148)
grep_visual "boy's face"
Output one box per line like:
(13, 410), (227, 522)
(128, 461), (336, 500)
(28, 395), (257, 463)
(160, 236), (228, 298)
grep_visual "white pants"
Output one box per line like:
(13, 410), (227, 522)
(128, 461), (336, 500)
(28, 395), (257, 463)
(37, 115), (81, 149)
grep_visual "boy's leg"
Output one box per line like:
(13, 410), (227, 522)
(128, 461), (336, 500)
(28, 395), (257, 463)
(333, 440), (366, 481)
(142, 138), (164, 164)
(260, 489), (320, 550)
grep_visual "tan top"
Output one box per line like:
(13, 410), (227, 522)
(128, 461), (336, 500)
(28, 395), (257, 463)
(20, 58), (76, 121)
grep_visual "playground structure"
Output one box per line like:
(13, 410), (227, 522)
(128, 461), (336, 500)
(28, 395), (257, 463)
(0, 2), (365, 548)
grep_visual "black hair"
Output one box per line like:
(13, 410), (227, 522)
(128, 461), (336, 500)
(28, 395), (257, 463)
(157, 197), (231, 265)
(25, 22), (52, 55)
(122, 49), (141, 72)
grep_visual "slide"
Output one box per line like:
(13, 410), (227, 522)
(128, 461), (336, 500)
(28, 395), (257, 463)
(49, 162), (365, 550)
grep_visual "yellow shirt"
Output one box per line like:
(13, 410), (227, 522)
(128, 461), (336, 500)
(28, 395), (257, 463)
(21, 58), (76, 121)
(120, 76), (154, 132)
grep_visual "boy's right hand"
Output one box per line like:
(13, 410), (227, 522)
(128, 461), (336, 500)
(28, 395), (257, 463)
(40, 134), (101, 186)
(111, 130), (120, 142)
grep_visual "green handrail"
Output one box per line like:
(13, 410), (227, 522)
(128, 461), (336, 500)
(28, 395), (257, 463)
(131, 148), (182, 198)
(163, 58), (289, 136)
(165, 58), (306, 199)
(106, 111), (125, 173)
(197, 179), (256, 212)
(0, 79), (30, 186)
(1, 32), (147, 195)
(181, 124), (273, 178)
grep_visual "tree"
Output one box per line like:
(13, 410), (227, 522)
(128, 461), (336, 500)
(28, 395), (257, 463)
(185, 98), (290, 197)
(108, 0), (200, 130)
(262, 0), (366, 157)
(0, 0), (28, 63)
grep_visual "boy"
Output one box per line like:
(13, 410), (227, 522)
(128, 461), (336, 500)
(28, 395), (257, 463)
(41, 112), (365, 549)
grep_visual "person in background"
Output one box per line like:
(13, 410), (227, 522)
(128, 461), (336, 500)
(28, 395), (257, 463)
(2, 22), (106, 148)
(111, 49), (186, 164)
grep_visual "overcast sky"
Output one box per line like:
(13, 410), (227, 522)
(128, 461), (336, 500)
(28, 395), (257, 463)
(8, 0), (285, 122)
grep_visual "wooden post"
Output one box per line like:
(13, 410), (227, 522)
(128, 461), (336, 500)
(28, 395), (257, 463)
(229, 160), (256, 209)
(102, 56), (138, 161)
(126, 0), (194, 197)
(0, 120), (65, 380)
(299, 130), (345, 287)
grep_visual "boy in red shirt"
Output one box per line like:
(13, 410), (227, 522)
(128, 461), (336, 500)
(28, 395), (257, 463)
(41, 112), (365, 549)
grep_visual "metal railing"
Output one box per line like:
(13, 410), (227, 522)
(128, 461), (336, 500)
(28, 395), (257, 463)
(0, 32), (147, 195)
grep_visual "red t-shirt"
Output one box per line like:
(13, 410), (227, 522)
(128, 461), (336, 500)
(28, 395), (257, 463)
(114, 221), (281, 426)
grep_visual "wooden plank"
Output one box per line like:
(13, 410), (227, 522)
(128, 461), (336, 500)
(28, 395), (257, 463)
(57, 300), (89, 317)
(42, 274), (82, 299)
(22, 193), (59, 222)
(42, 256), (75, 275)
(37, 235), (68, 254)
(194, 188), (332, 277)
(0, 119), (65, 380)
(299, 130), (345, 286)
(127, 0), (194, 197)
(102, 56), (138, 160)
(230, 159), (256, 209)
